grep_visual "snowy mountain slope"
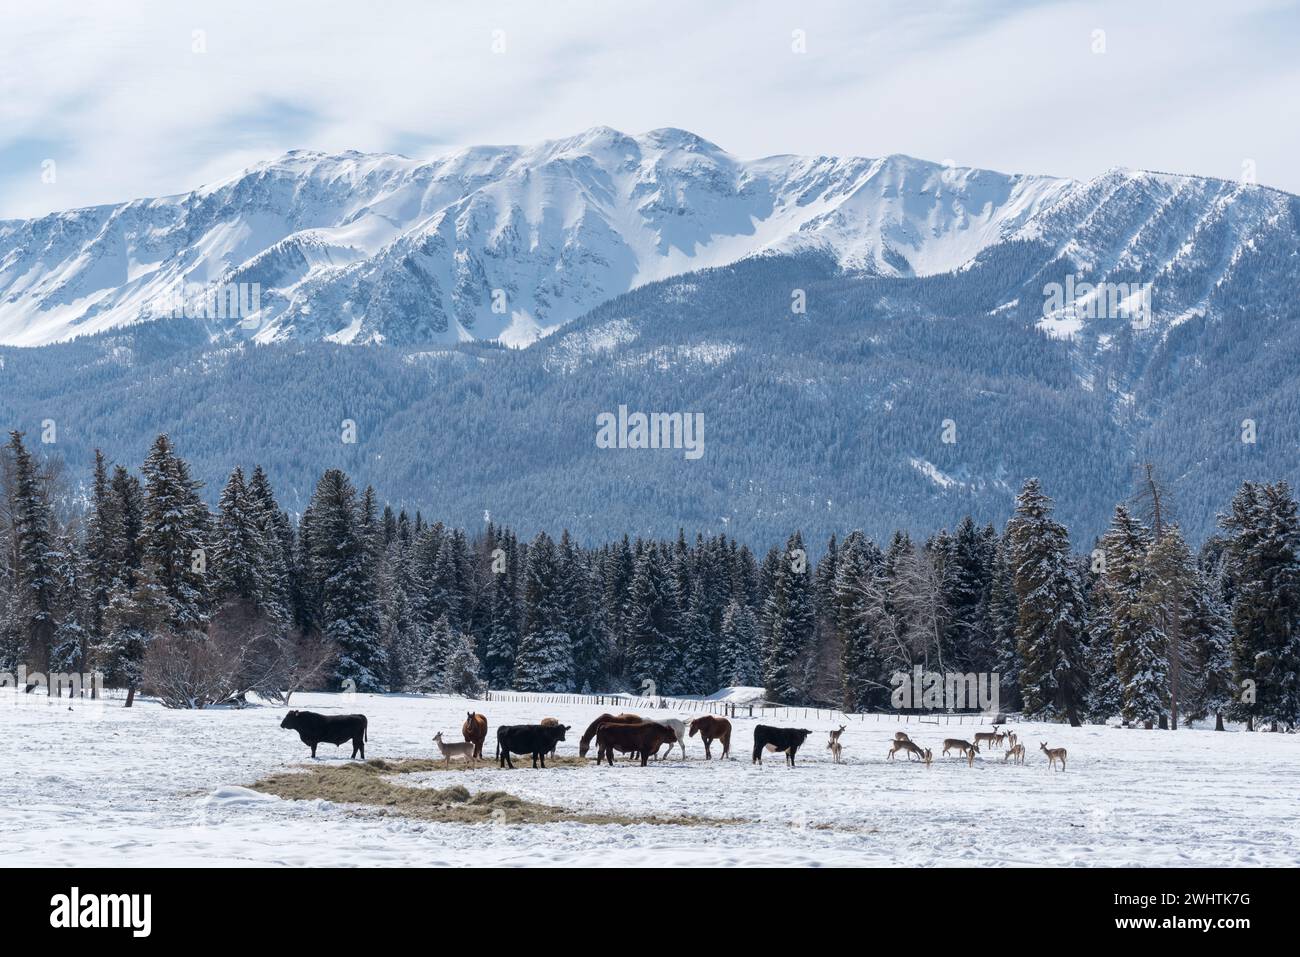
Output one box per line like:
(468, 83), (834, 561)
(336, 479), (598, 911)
(0, 127), (1074, 347)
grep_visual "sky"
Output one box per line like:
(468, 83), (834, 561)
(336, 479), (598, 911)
(2, 0), (1298, 218)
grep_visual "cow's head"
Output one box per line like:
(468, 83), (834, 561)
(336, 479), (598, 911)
(280, 710), (300, 730)
(552, 724), (570, 741)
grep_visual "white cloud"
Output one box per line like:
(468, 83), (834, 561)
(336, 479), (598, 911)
(1, 0), (1296, 218)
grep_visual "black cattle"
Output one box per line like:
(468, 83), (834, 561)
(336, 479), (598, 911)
(752, 725), (813, 766)
(280, 710), (368, 759)
(496, 723), (571, 768)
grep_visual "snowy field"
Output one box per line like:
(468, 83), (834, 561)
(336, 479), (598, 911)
(4, 687), (1299, 867)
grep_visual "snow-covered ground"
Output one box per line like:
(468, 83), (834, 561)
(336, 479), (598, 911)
(3, 687), (1298, 867)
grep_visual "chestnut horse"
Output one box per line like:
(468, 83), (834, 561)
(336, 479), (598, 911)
(462, 711), (488, 759)
(595, 721), (678, 767)
(688, 715), (732, 759)
(578, 713), (642, 758)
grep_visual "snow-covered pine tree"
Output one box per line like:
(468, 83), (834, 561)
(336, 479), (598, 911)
(803, 534), (842, 705)
(762, 531), (814, 704)
(83, 450), (117, 651)
(943, 517), (997, 673)
(442, 627), (486, 698)
(304, 469), (385, 692)
(600, 534), (634, 683)
(245, 465), (293, 626)
(561, 530), (609, 693)
(483, 530), (521, 689)
(212, 467), (265, 605)
(835, 530), (887, 712)
(139, 435), (211, 633)
(1007, 478), (1087, 725)
(49, 530), (90, 684)
(1219, 481), (1300, 730)
(677, 581), (715, 694)
(1141, 525), (1202, 729)
(1083, 547), (1121, 724)
(1098, 505), (1167, 728)
(717, 597), (760, 687)
(987, 533), (1021, 712)
(514, 531), (573, 692)
(626, 542), (675, 695)
(5, 431), (58, 671)
(1182, 566), (1234, 730)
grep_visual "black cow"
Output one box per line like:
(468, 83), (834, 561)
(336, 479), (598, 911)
(496, 723), (571, 768)
(752, 725), (813, 766)
(280, 710), (368, 759)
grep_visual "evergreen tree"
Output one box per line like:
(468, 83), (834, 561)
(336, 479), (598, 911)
(442, 627), (486, 698)
(139, 435), (210, 632)
(762, 531), (814, 703)
(626, 543), (675, 694)
(835, 530), (887, 711)
(483, 531), (521, 688)
(1099, 505), (1167, 727)
(5, 431), (58, 670)
(987, 533), (1022, 712)
(717, 597), (760, 687)
(515, 532), (572, 691)
(1182, 567), (1234, 729)
(1219, 481), (1300, 729)
(304, 469), (385, 692)
(1007, 479), (1087, 725)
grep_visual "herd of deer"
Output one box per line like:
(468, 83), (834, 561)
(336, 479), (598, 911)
(434, 716), (1068, 771)
(825, 723), (1068, 771)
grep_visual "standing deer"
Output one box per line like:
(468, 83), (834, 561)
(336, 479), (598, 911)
(1005, 731), (1018, 751)
(827, 726), (846, 764)
(942, 738), (979, 766)
(887, 738), (927, 762)
(1004, 743), (1025, 764)
(1040, 741), (1067, 771)
(433, 731), (477, 767)
(923, 747), (933, 768)
(973, 726), (1001, 751)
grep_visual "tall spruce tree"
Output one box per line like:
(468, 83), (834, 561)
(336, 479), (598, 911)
(1219, 482), (1300, 729)
(762, 531), (814, 703)
(305, 469), (385, 692)
(1007, 479), (1087, 725)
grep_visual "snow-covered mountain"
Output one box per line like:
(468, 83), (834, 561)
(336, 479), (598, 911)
(0, 127), (1074, 347)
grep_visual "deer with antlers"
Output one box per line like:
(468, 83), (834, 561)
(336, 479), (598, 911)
(1040, 742), (1067, 771)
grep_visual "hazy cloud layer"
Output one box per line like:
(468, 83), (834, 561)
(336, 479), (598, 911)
(2, 0), (1297, 217)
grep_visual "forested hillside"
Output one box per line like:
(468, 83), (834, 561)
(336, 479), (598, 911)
(5, 431), (1297, 729)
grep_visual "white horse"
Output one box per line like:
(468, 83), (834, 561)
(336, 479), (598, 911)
(649, 718), (688, 759)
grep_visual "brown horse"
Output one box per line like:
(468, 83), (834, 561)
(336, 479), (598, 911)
(595, 721), (678, 767)
(578, 713), (642, 758)
(462, 712), (488, 759)
(688, 715), (732, 759)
